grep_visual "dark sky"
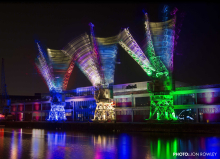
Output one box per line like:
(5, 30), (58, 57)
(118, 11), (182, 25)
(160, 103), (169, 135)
(0, 3), (219, 96)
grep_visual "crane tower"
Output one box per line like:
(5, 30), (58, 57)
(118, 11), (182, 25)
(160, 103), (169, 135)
(119, 6), (180, 120)
(1, 58), (10, 115)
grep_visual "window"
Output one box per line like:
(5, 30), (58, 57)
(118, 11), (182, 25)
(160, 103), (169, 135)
(42, 103), (51, 110)
(174, 94), (195, 105)
(65, 102), (72, 109)
(65, 113), (72, 116)
(116, 111), (121, 115)
(136, 97), (150, 106)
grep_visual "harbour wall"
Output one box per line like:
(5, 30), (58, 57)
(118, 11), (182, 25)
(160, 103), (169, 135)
(1, 121), (220, 134)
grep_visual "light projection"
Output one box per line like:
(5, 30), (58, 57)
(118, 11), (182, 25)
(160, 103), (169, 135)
(176, 109), (194, 121)
(35, 41), (74, 121)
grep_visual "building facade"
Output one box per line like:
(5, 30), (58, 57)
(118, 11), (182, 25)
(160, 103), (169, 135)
(6, 81), (220, 122)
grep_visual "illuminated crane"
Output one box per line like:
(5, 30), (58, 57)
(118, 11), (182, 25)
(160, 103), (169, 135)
(35, 41), (74, 121)
(119, 6), (179, 120)
(63, 24), (119, 121)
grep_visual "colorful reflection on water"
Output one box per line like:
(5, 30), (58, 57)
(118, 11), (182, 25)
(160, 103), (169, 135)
(0, 128), (219, 159)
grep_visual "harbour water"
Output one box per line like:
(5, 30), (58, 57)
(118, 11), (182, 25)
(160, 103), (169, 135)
(0, 128), (219, 159)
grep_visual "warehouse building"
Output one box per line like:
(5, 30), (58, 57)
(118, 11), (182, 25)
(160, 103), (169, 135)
(6, 81), (220, 122)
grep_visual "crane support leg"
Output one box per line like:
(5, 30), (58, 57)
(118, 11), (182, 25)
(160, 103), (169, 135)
(149, 94), (177, 120)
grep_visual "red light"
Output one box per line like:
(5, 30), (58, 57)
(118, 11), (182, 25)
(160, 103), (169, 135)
(34, 104), (40, 111)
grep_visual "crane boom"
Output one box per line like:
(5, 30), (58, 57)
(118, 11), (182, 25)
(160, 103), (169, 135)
(119, 28), (155, 77)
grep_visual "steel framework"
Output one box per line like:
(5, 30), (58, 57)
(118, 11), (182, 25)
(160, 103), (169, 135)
(35, 41), (74, 121)
(63, 24), (120, 121)
(119, 6), (180, 120)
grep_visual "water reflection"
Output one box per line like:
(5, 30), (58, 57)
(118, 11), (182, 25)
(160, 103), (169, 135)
(93, 135), (117, 159)
(149, 135), (220, 159)
(118, 134), (131, 159)
(0, 128), (219, 159)
(47, 132), (67, 159)
(31, 129), (45, 159)
(10, 129), (22, 159)
(150, 137), (178, 159)
(0, 129), (4, 157)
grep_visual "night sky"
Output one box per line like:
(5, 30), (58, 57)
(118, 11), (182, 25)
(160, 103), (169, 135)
(0, 3), (219, 96)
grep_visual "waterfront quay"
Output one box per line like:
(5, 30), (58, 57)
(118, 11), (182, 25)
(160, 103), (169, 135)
(1, 121), (220, 134)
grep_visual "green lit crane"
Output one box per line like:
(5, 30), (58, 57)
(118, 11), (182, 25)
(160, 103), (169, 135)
(119, 6), (179, 120)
